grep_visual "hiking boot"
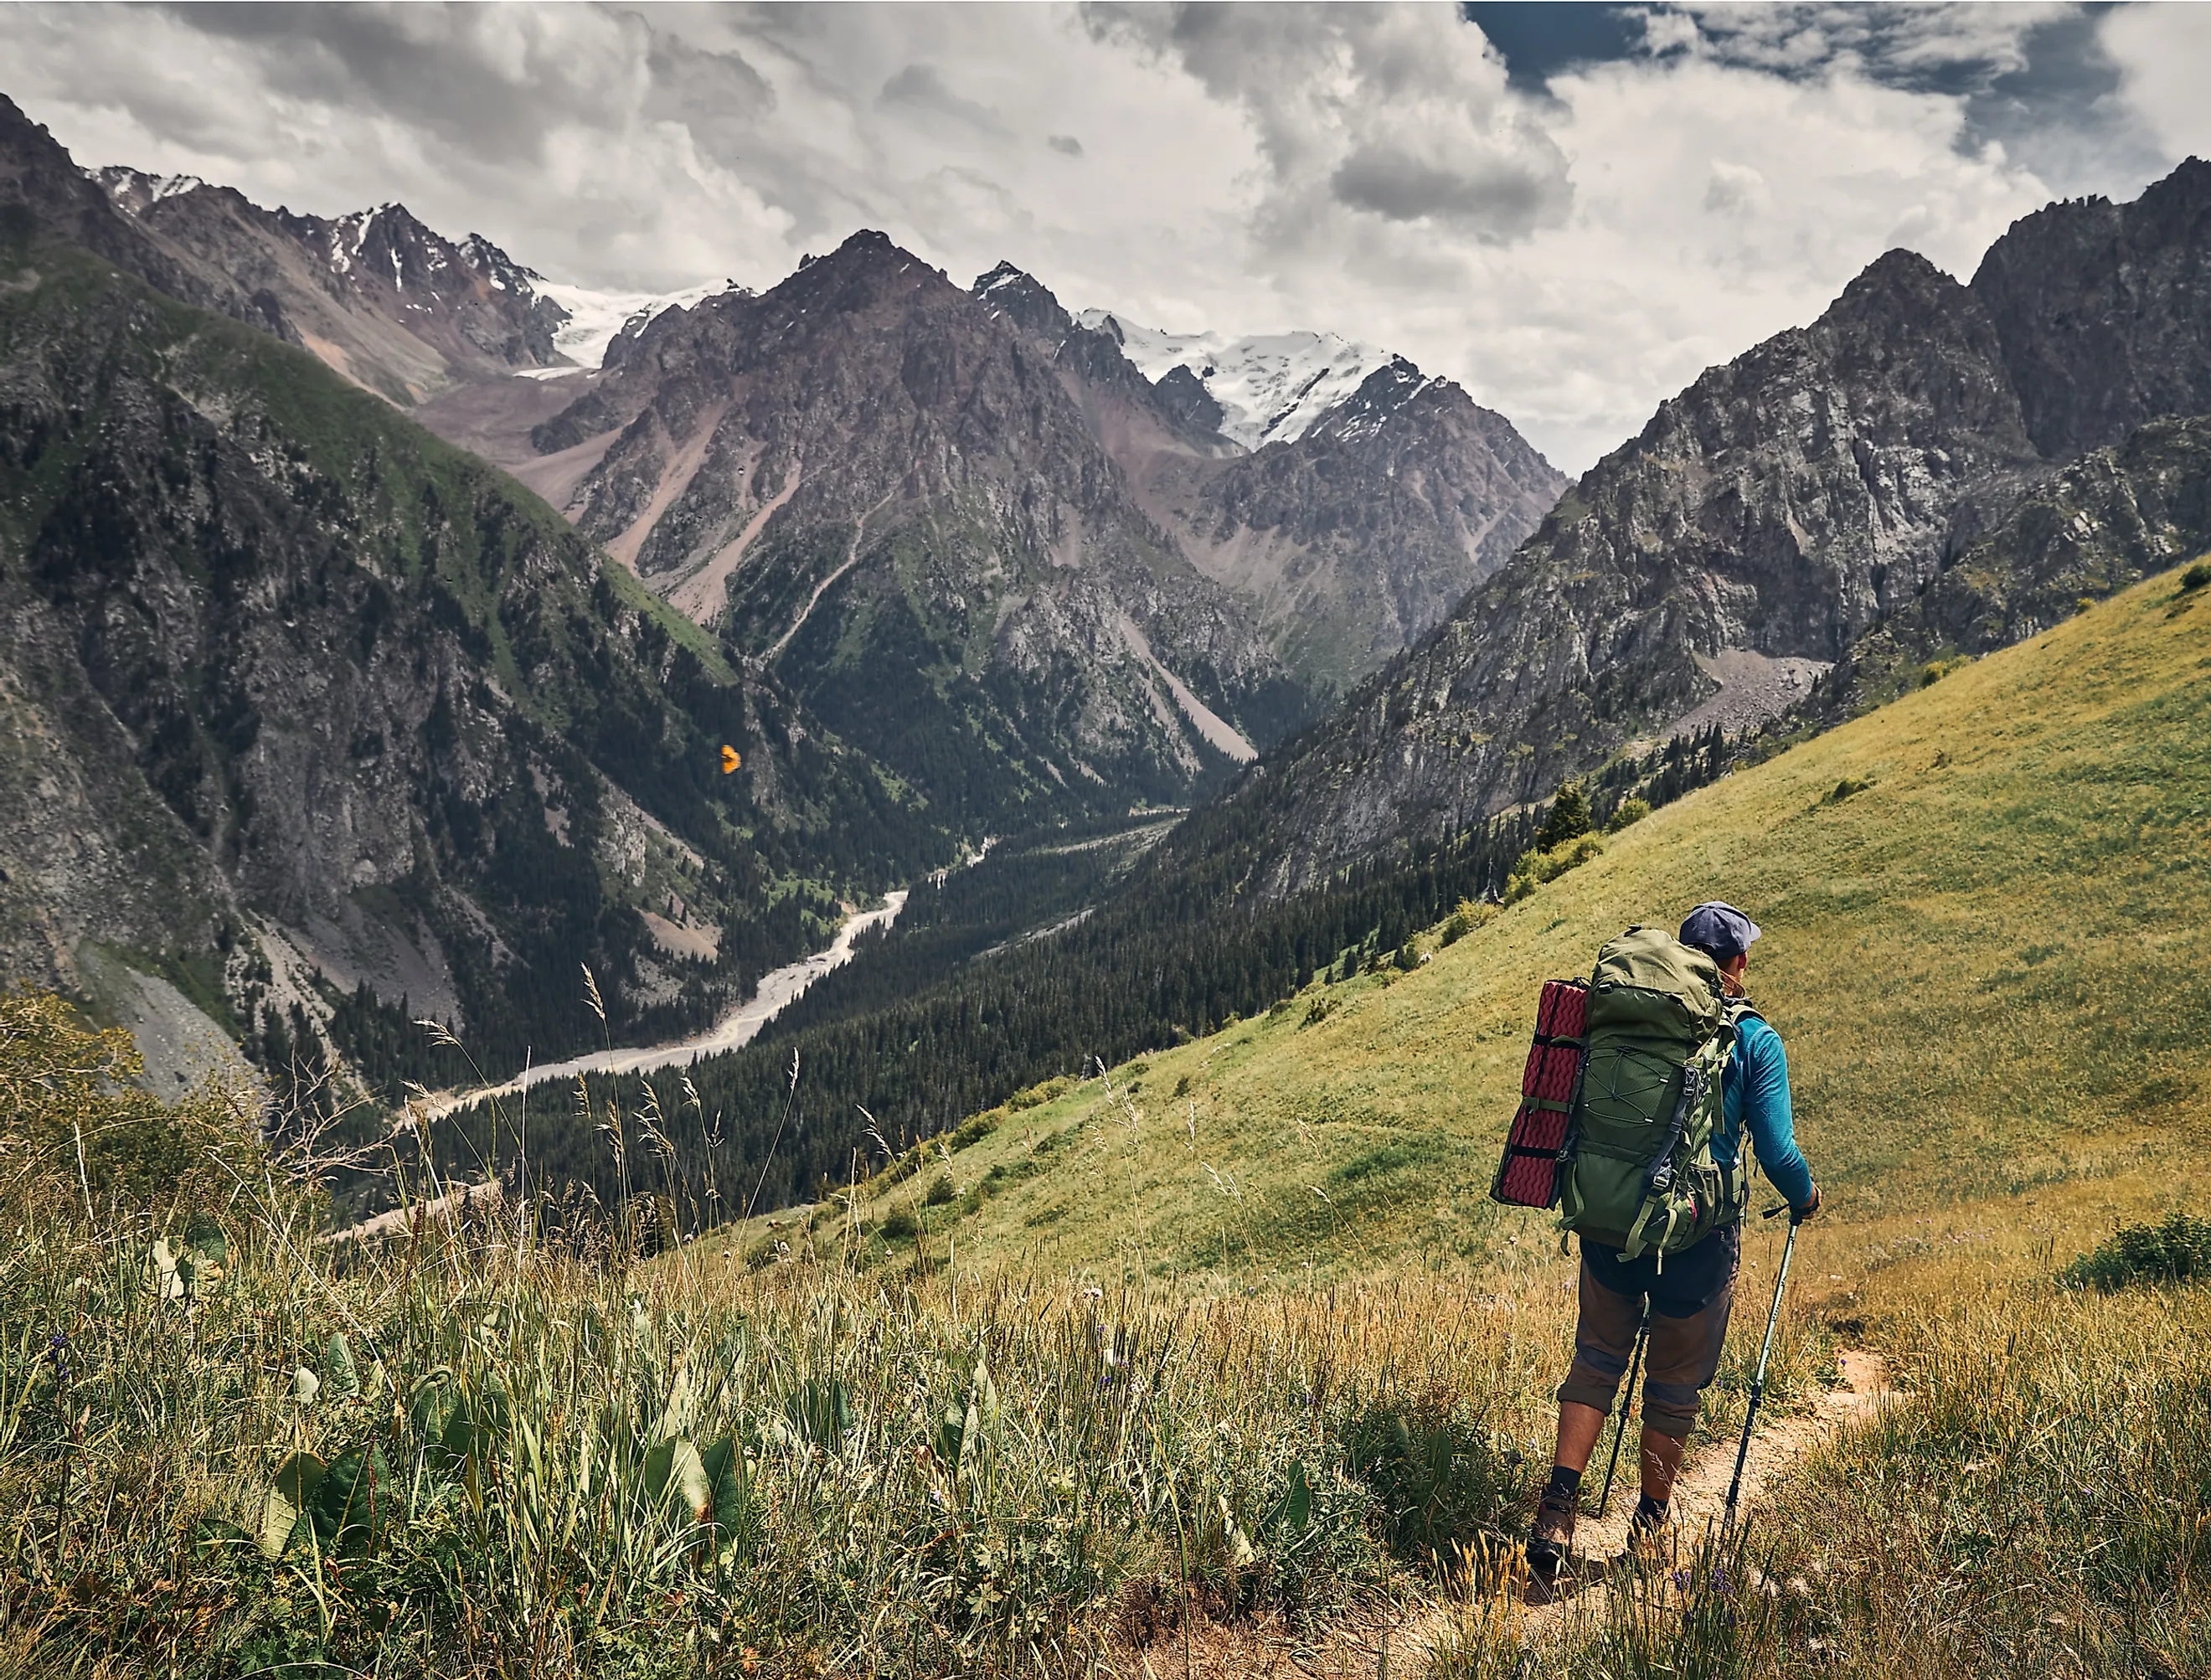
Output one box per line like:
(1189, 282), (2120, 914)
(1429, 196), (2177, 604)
(1526, 1486), (1577, 1585)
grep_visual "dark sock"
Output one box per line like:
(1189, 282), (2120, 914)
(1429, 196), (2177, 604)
(1544, 1464), (1584, 1505)
(1635, 1491), (1667, 1525)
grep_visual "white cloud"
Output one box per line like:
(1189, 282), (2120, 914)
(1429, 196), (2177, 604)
(0, 3), (2194, 474)
(2101, 3), (2211, 163)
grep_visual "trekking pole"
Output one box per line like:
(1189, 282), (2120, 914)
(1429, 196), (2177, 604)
(1724, 1203), (1801, 1522)
(1594, 1303), (1651, 1518)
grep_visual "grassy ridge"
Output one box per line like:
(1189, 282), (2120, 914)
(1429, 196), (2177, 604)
(815, 559), (2211, 1281)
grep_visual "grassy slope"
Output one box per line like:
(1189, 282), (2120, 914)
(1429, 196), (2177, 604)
(818, 559), (2211, 1283)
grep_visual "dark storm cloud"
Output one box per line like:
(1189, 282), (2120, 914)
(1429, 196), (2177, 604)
(1331, 145), (1564, 233)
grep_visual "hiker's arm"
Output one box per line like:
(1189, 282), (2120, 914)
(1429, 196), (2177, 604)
(1742, 1019), (1814, 1208)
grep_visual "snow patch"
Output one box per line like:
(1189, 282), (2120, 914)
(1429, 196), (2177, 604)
(1075, 310), (1395, 450)
(528, 278), (741, 373)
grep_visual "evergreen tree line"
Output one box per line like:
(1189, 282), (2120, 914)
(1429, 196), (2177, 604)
(407, 721), (1754, 1224)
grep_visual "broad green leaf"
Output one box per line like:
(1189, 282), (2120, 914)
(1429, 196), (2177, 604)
(314, 1445), (394, 1554)
(698, 1435), (763, 1568)
(260, 1451), (324, 1559)
(325, 1332), (359, 1399)
(1283, 1460), (1312, 1533)
(643, 1436), (712, 1523)
(786, 1377), (853, 1450)
(183, 1210), (227, 1266)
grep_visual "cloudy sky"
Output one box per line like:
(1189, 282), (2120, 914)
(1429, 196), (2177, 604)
(4, 2), (2206, 472)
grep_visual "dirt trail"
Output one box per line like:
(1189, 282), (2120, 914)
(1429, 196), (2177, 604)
(1432, 1348), (1892, 1666)
(1132, 1352), (1891, 1679)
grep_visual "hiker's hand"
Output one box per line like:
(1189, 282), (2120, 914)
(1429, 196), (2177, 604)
(1791, 1185), (1821, 1224)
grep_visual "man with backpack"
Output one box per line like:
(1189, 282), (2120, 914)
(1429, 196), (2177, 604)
(1525, 902), (1819, 1583)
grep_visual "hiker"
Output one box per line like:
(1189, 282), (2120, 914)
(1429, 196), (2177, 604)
(1527, 901), (1819, 1580)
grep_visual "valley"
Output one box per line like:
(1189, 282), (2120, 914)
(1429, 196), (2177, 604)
(3, 37), (2211, 1680)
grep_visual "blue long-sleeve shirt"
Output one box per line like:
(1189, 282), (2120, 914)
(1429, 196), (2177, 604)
(1715, 1012), (1814, 1208)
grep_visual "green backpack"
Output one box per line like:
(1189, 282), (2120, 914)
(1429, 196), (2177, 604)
(1557, 925), (1754, 1264)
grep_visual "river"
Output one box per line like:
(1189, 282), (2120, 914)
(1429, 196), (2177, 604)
(413, 889), (909, 1121)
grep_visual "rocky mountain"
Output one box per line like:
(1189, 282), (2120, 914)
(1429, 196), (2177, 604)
(0, 101), (956, 1090)
(87, 165), (570, 405)
(84, 150), (745, 411)
(1199, 157), (2211, 893)
(504, 231), (1307, 830)
(1834, 412), (2211, 709)
(1076, 312), (1398, 451)
(28, 105), (1569, 791)
(979, 272), (1567, 699)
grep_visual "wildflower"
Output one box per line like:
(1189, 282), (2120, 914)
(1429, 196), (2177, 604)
(47, 1331), (70, 1386)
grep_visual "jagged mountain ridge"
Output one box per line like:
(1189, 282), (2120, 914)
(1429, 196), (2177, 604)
(90, 166), (568, 405)
(1203, 157), (2211, 894)
(524, 230), (1286, 825)
(0, 100), (959, 1083)
(975, 265), (1567, 700)
(85, 154), (740, 408)
(42, 111), (1570, 796)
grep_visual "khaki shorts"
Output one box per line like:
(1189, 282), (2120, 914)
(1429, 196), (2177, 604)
(1556, 1224), (1739, 1440)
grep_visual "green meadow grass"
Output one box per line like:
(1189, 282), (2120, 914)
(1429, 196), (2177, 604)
(813, 559), (2211, 1286)
(3, 563), (2207, 1677)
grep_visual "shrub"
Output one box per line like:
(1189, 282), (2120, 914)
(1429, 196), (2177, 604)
(879, 1203), (920, 1239)
(1342, 1393), (1526, 1559)
(1438, 898), (1500, 946)
(1533, 782), (1592, 853)
(2180, 559), (2211, 593)
(925, 1171), (956, 1207)
(950, 1113), (998, 1152)
(1920, 655), (1969, 687)
(2058, 1212), (2211, 1291)
(0, 982), (256, 1212)
(1302, 994), (1338, 1028)
(1825, 776), (1875, 804)
(1503, 832), (1605, 904)
(1605, 796), (1650, 833)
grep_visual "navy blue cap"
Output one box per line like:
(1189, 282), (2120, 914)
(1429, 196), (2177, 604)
(1679, 901), (1761, 961)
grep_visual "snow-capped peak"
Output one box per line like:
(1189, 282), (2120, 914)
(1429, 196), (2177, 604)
(1074, 310), (1396, 450)
(85, 165), (209, 213)
(521, 278), (743, 377)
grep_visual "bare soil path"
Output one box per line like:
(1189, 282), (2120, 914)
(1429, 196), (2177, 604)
(1431, 1348), (1892, 1667)
(1122, 1351), (1892, 1679)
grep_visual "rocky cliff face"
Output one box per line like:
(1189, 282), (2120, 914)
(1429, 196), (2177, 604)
(90, 167), (569, 405)
(1971, 158), (2211, 463)
(977, 269), (1566, 700)
(1833, 413), (2211, 709)
(523, 231), (1298, 827)
(1200, 158), (2211, 893)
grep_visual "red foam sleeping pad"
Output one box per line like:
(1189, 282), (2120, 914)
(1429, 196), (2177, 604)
(1489, 977), (1587, 1208)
